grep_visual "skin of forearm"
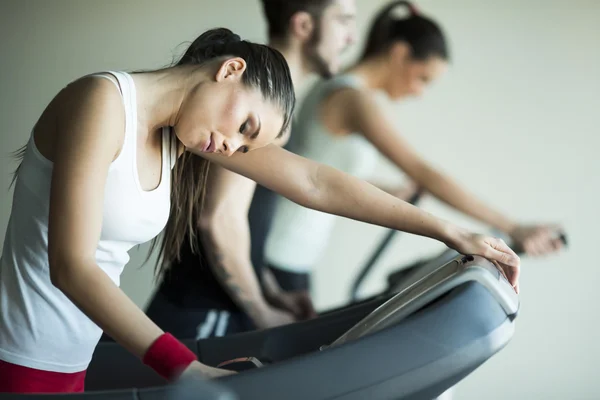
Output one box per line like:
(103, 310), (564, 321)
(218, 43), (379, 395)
(51, 261), (164, 359)
(306, 164), (455, 243)
(367, 180), (394, 194)
(198, 213), (271, 325)
(261, 268), (283, 300)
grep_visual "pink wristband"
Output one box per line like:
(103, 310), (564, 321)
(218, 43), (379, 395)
(142, 333), (198, 381)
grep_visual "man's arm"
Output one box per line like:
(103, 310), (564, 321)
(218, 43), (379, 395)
(199, 164), (294, 329)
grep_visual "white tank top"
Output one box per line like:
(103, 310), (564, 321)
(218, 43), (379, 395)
(264, 74), (379, 272)
(0, 71), (176, 373)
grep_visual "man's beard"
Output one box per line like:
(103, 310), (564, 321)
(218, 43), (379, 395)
(302, 27), (334, 79)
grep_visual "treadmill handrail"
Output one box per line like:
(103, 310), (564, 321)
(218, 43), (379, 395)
(388, 248), (459, 294)
(328, 255), (519, 348)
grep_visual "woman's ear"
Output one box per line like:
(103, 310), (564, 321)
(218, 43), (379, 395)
(388, 42), (411, 66)
(215, 57), (247, 82)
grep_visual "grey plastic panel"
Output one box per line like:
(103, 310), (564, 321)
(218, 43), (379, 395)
(138, 377), (238, 400)
(331, 319), (514, 400)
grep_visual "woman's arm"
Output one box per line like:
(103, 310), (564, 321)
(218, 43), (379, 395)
(337, 88), (518, 234)
(201, 146), (444, 238)
(47, 78), (228, 379)
(367, 180), (422, 203)
(198, 145), (521, 290)
(199, 165), (295, 328)
(340, 90), (564, 255)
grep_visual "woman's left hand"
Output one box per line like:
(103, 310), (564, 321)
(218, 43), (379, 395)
(445, 229), (521, 293)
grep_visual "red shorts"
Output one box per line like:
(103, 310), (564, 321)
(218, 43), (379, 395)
(0, 359), (86, 393)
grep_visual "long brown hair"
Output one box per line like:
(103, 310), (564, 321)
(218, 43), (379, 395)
(151, 28), (296, 280)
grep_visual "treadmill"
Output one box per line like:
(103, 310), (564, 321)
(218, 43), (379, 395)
(69, 254), (518, 400)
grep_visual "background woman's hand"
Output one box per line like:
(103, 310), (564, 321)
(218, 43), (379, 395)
(509, 224), (565, 256)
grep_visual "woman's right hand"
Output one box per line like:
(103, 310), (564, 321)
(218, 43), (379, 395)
(445, 228), (521, 293)
(508, 224), (565, 256)
(181, 360), (237, 379)
(255, 306), (296, 330)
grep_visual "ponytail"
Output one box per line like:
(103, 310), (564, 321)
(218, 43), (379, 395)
(360, 1), (449, 62)
(177, 28), (242, 65)
(152, 28), (295, 279)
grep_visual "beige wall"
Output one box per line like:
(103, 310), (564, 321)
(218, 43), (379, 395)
(0, 0), (598, 398)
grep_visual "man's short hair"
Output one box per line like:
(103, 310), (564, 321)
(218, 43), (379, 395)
(260, 0), (333, 39)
